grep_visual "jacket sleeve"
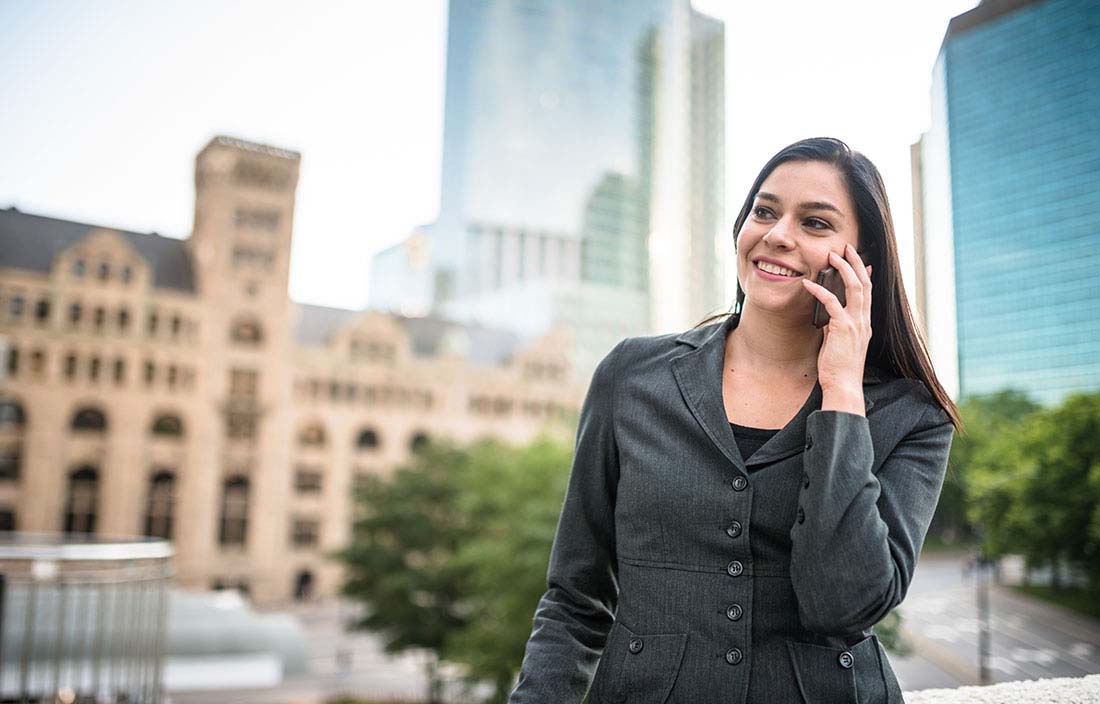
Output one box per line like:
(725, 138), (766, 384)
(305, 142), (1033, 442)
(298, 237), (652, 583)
(789, 388), (954, 635)
(509, 341), (624, 703)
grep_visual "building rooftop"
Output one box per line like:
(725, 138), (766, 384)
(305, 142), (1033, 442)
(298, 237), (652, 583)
(202, 135), (301, 161)
(0, 206), (195, 292)
(294, 302), (522, 367)
(946, 0), (1044, 39)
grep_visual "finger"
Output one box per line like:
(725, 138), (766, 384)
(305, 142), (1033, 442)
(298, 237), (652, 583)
(802, 278), (846, 321)
(849, 244), (872, 287)
(828, 249), (863, 311)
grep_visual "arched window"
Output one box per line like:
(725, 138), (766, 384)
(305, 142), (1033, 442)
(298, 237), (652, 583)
(144, 471), (176, 540)
(35, 298), (50, 324)
(93, 306), (106, 332)
(72, 259), (86, 277)
(64, 466), (98, 534)
(0, 401), (24, 481)
(68, 302), (82, 327)
(230, 318), (264, 345)
(151, 414), (184, 438)
(356, 428), (380, 450)
(71, 407), (107, 432)
(117, 307), (130, 331)
(97, 262), (110, 281)
(121, 265), (133, 283)
(8, 296), (24, 320)
(294, 569), (315, 601)
(299, 424), (326, 448)
(410, 432), (430, 454)
(219, 476), (250, 546)
(0, 445), (20, 481)
(0, 400), (25, 429)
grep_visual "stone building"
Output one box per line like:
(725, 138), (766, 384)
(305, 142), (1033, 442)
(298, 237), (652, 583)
(0, 136), (583, 605)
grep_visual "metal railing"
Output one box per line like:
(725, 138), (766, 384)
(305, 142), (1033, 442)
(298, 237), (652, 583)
(0, 533), (172, 704)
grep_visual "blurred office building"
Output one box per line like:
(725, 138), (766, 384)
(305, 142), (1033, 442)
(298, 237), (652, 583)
(913, 0), (1100, 406)
(0, 136), (585, 605)
(370, 0), (727, 377)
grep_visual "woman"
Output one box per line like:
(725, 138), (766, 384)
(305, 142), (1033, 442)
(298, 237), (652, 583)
(509, 137), (961, 704)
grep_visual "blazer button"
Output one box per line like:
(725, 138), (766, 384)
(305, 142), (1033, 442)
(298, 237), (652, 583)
(725, 521), (742, 539)
(731, 476), (748, 492)
(726, 560), (743, 577)
(838, 651), (854, 669)
(725, 648), (743, 665)
(726, 603), (743, 621)
(628, 638), (644, 654)
(805, 435), (813, 451)
(797, 507), (805, 524)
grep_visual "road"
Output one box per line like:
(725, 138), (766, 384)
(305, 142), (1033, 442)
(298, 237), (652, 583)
(893, 551), (1100, 691)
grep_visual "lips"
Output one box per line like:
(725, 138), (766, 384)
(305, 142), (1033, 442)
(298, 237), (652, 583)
(752, 257), (803, 277)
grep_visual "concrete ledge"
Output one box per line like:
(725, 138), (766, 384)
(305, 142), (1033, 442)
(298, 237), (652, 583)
(906, 674), (1100, 703)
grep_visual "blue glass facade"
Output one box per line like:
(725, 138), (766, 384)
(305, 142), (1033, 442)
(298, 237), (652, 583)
(942, 0), (1100, 405)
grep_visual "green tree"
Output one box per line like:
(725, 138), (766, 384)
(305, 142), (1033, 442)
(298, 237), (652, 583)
(931, 390), (1039, 547)
(443, 437), (573, 703)
(337, 441), (474, 704)
(1014, 393), (1100, 591)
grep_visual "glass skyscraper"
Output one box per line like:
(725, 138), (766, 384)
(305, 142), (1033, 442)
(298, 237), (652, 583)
(917, 0), (1100, 405)
(370, 0), (725, 376)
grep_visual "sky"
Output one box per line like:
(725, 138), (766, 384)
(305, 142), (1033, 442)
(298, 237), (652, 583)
(0, 0), (979, 312)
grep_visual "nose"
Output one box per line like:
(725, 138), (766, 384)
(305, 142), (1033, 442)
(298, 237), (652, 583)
(763, 215), (795, 248)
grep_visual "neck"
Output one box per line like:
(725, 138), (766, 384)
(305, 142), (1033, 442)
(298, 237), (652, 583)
(725, 303), (822, 381)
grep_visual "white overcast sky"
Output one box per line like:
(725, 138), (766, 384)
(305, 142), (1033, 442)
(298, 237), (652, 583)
(0, 0), (978, 311)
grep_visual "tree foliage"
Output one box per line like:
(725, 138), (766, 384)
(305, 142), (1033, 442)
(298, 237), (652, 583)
(931, 389), (1100, 599)
(337, 435), (571, 703)
(337, 441), (476, 702)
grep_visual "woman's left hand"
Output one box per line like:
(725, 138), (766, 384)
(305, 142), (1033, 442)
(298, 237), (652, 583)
(801, 242), (873, 407)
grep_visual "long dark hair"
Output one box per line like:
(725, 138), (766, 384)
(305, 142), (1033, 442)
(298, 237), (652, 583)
(704, 137), (961, 429)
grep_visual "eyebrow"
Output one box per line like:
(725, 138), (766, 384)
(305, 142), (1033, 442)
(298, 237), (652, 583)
(755, 191), (844, 217)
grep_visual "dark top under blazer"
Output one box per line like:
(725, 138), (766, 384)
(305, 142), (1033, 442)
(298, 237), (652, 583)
(509, 314), (954, 704)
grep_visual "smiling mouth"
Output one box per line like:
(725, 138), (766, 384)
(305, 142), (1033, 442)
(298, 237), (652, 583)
(753, 260), (803, 278)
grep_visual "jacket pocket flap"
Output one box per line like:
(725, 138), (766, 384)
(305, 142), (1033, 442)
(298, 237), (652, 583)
(786, 634), (880, 703)
(609, 622), (688, 704)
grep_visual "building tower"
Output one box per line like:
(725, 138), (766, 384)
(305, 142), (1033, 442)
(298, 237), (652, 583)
(916, 0), (1100, 405)
(370, 0), (727, 377)
(186, 137), (301, 600)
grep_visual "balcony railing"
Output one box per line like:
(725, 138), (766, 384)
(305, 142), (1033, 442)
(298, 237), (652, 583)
(0, 532), (172, 704)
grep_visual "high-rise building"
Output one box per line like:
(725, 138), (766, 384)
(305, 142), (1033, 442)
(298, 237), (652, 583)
(370, 0), (726, 376)
(915, 0), (1100, 405)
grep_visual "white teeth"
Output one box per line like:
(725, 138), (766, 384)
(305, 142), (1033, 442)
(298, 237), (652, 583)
(757, 261), (799, 277)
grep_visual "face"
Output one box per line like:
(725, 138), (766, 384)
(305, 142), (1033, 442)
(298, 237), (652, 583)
(735, 160), (860, 320)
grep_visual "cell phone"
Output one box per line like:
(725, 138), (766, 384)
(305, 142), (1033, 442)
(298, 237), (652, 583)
(811, 267), (846, 329)
(811, 247), (872, 328)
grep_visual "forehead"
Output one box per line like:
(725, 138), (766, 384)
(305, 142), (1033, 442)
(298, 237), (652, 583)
(757, 161), (854, 215)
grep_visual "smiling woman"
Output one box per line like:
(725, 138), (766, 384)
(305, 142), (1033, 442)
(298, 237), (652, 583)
(510, 138), (963, 704)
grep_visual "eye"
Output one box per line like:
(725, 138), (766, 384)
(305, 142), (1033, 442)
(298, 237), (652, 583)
(752, 206), (774, 220)
(804, 217), (831, 231)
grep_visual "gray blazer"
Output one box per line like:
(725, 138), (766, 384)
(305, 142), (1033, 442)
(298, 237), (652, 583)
(509, 314), (954, 704)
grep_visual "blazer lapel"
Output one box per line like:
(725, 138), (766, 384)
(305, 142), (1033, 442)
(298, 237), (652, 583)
(670, 314), (884, 473)
(671, 315), (747, 476)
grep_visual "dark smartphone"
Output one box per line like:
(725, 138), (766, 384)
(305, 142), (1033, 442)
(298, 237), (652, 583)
(811, 247), (872, 328)
(811, 267), (846, 328)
